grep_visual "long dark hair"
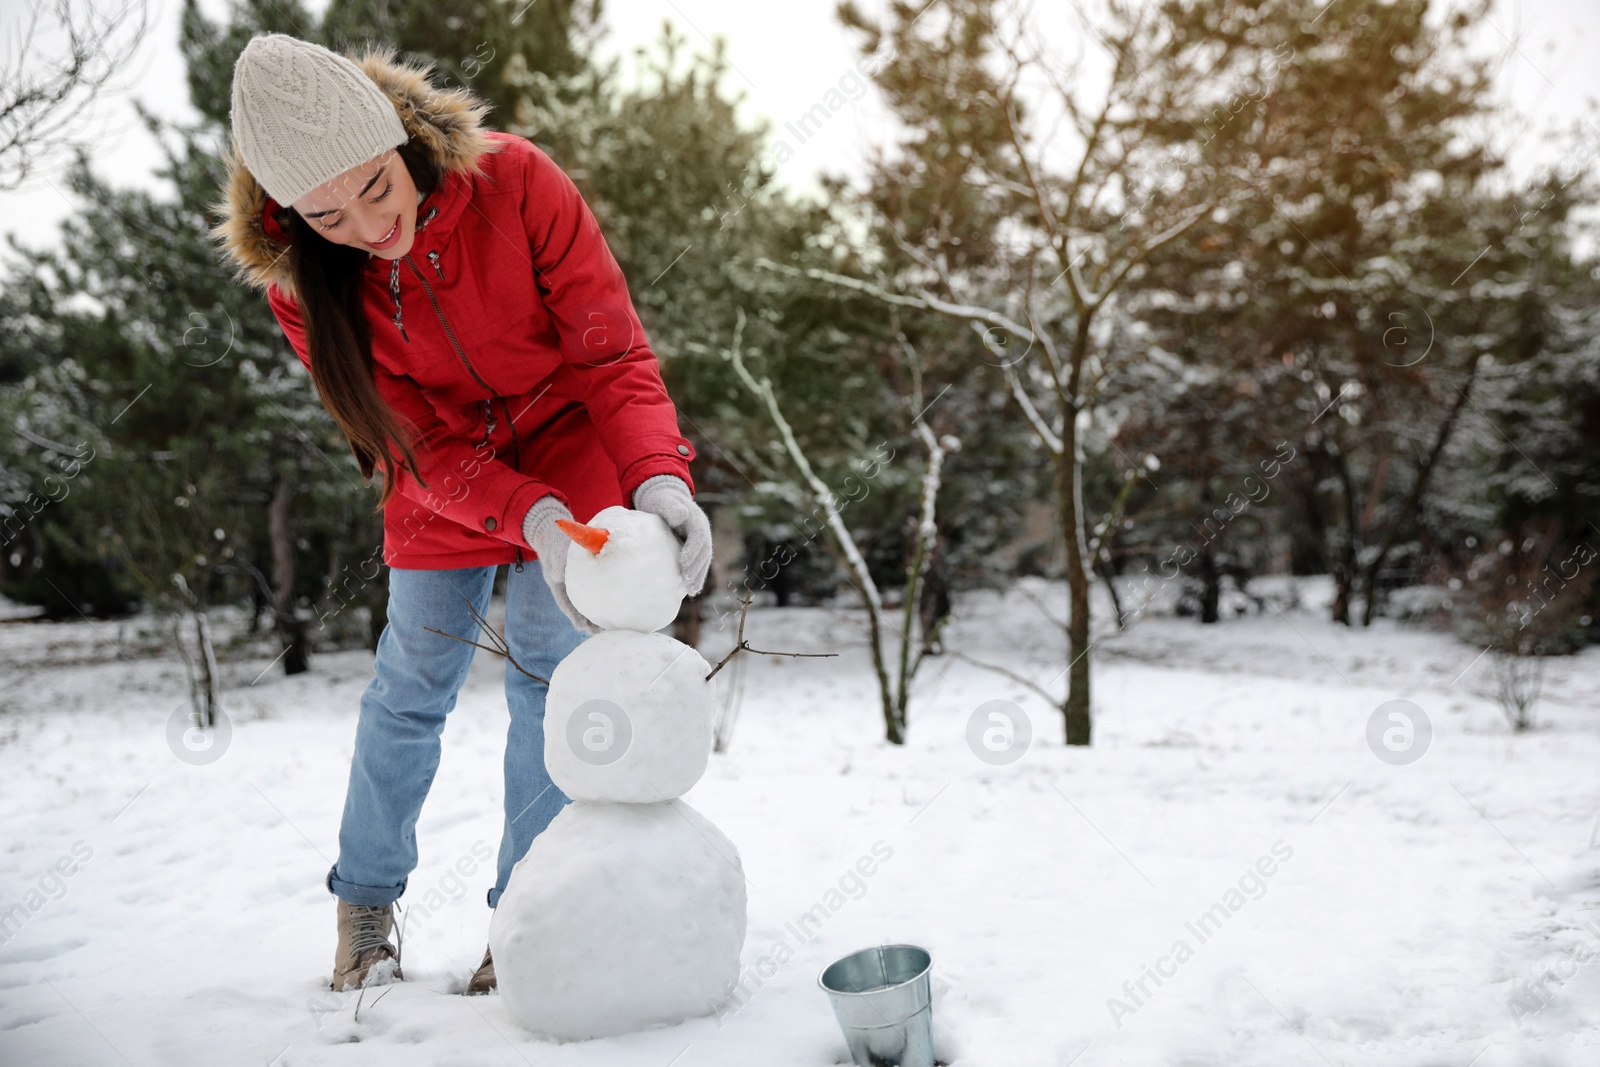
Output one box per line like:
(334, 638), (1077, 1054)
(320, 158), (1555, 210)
(283, 137), (441, 510)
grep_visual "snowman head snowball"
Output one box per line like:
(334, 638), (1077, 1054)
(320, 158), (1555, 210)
(558, 505), (688, 633)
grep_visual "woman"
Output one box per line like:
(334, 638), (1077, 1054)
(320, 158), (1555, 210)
(210, 33), (712, 995)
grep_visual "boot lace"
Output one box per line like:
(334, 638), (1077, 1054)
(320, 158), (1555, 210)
(348, 903), (397, 961)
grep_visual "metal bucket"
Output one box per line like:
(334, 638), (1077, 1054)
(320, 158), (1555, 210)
(818, 944), (934, 1067)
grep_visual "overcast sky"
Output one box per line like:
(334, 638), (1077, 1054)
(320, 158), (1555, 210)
(1, 0), (1596, 267)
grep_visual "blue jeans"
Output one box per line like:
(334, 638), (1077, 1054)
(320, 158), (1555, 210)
(325, 561), (586, 909)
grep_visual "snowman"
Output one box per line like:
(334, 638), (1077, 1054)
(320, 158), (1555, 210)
(488, 506), (748, 1040)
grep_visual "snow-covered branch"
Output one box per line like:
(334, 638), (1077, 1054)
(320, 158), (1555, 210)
(722, 308), (884, 617)
(753, 257), (1067, 376)
(973, 321), (1064, 455)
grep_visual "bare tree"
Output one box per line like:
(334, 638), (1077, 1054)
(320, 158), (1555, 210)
(170, 573), (222, 728)
(1452, 527), (1598, 733)
(768, 0), (1319, 742)
(722, 309), (951, 744)
(0, 0), (151, 190)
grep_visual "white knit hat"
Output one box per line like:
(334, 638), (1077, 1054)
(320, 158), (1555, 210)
(228, 33), (409, 207)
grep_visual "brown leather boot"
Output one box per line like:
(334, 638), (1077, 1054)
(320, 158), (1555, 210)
(331, 900), (404, 992)
(465, 946), (495, 994)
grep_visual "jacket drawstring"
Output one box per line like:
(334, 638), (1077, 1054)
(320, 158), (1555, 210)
(477, 398), (495, 448)
(503, 395), (524, 572)
(387, 259), (407, 342)
(500, 395), (521, 472)
(384, 206), (440, 342)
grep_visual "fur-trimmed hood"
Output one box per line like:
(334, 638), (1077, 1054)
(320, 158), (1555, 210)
(207, 42), (499, 300)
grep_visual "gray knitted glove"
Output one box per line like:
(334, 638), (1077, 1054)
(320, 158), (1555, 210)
(631, 474), (712, 596)
(522, 495), (601, 635)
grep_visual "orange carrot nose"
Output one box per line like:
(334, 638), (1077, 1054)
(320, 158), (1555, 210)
(555, 518), (610, 555)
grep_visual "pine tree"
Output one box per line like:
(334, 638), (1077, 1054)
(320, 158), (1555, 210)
(0, 0), (611, 693)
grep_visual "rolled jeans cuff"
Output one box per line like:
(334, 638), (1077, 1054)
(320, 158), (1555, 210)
(326, 864), (405, 907)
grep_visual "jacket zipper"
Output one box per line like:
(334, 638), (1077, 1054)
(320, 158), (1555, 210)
(403, 253), (493, 395)
(402, 252), (520, 558)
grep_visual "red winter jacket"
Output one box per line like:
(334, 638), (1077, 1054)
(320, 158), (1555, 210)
(212, 54), (695, 570)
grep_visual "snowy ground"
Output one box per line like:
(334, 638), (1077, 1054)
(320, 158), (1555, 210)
(1, 576), (1597, 1066)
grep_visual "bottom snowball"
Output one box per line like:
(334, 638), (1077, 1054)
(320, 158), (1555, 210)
(487, 799), (747, 1039)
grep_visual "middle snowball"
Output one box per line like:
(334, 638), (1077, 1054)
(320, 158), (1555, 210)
(544, 629), (717, 803)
